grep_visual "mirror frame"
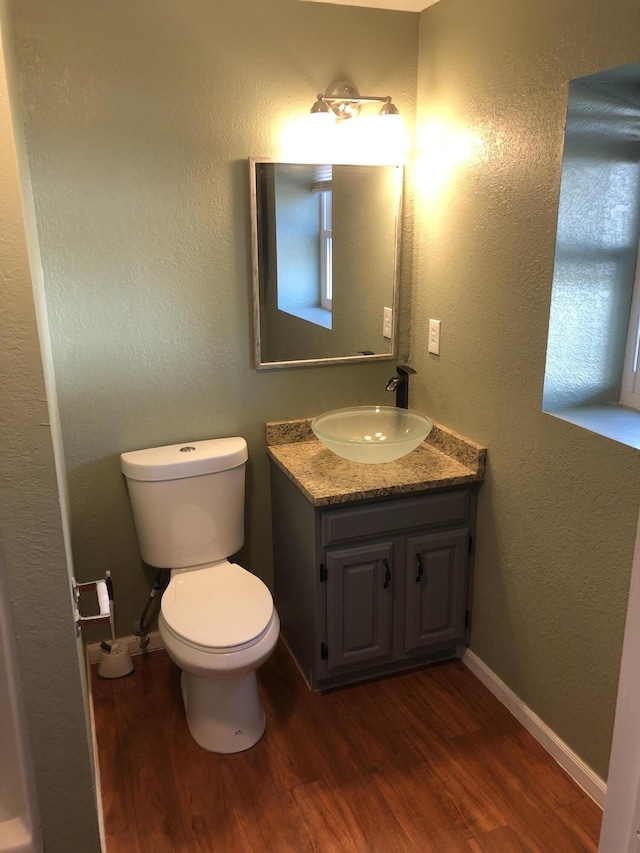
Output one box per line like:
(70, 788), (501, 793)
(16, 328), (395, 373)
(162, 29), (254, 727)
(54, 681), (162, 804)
(249, 158), (403, 370)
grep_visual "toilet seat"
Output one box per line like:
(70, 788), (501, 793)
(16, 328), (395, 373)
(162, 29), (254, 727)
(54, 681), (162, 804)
(161, 562), (274, 653)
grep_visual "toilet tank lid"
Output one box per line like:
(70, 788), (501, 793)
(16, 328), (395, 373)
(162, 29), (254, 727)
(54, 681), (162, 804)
(120, 437), (248, 482)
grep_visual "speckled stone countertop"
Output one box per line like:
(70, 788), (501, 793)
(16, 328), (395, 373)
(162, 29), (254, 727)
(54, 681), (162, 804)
(266, 418), (486, 507)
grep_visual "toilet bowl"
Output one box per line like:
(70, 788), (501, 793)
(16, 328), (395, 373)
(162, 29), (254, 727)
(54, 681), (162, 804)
(158, 561), (280, 753)
(120, 437), (280, 753)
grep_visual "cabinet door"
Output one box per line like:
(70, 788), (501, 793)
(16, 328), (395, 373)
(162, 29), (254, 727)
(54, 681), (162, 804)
(325, 542), (393, 672)
(405, 529), (468, 655)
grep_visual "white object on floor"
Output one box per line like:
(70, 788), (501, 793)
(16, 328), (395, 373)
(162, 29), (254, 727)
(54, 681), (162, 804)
(97, 642), (134, 679)
(120, 437), (279, 753)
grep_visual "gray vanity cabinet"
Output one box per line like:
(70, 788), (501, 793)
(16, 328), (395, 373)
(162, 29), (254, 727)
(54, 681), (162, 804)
(324, 541), (394, 671)
(404, 530), (469, 655)
(270, 462), (477, 691)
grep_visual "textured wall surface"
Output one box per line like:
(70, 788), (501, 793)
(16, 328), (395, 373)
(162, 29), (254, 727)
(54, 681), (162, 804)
(413, 0), (640, 778)
(9, 0), (418, 636)
(0, 4), (101, 850)
(544, 67), (640, 411)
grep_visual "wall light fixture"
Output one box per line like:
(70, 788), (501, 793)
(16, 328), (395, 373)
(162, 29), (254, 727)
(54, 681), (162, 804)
(311, 80), (401, 123)
(280, 79), (408, 162)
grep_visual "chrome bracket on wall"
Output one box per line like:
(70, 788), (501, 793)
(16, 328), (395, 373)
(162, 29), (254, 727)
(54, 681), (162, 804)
(72, 574), (113, 637)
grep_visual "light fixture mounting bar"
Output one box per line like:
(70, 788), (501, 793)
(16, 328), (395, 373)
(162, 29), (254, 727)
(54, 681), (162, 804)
(319, 94), (392, 106)
(314, 80), (396, 121)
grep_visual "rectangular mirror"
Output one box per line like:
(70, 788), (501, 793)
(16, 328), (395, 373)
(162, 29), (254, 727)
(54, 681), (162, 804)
(250, 159), (402, 369)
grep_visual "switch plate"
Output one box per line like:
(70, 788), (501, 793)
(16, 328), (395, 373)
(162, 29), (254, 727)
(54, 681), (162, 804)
(383, 307), (393, 339)
(428, 319), (441, 355)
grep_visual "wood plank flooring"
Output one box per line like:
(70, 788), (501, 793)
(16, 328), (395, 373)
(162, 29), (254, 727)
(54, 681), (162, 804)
(91, 644), (602, 852)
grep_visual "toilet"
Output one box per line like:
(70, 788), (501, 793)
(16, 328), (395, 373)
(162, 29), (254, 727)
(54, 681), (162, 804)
(120, 437), (280, 753)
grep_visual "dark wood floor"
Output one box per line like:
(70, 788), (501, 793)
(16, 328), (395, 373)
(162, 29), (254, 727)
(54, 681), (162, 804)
(91, 643), (602, 852)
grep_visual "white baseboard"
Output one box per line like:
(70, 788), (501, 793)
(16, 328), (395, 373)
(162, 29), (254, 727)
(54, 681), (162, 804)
(86, 631), (164, 665)
(461, 648), (607, 808)
(83, 648), (107, 852)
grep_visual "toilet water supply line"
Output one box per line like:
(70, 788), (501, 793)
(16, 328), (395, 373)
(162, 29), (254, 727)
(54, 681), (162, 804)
(134, 569), (167, 649)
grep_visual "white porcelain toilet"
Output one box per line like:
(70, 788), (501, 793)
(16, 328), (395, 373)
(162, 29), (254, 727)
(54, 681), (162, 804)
(120, 437), (280, 753)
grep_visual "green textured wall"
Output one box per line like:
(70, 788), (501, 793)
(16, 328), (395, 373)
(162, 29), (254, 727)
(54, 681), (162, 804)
(9, 0), (417, 637)
(544, 68), (640, 412)
(413, 0), (640, 778)
(0, 4), (101, 849)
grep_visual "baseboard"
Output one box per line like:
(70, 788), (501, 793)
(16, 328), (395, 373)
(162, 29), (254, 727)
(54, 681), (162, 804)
(86, 631), (164, 665)
(461, 648), (607, 808)
(83, 649), (107, 852)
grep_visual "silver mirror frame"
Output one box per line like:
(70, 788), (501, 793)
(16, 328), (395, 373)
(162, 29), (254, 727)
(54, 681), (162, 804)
(249, 158), (403, 370)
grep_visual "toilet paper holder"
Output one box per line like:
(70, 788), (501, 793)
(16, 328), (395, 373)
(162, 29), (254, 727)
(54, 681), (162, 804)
(72, 572), (113, 637)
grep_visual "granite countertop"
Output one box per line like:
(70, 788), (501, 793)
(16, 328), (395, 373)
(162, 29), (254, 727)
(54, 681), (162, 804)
(266, 418), (486, 507)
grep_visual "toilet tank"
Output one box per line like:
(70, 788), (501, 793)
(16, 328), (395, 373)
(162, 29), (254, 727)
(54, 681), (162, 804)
(120, 437), (248, 570)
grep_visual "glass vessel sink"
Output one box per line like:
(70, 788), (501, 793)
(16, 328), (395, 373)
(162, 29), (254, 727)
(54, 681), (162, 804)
(311, 406), (433, 464)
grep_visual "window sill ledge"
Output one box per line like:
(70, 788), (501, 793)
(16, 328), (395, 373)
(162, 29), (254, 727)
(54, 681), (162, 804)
(280, 306), (332, 330)
(544, 404), (640, 450)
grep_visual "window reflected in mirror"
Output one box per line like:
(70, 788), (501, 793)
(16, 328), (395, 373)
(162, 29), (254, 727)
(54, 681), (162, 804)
(250, 160), (402, 369)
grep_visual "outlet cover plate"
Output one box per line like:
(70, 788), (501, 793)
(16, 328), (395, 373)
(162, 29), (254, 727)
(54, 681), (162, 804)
(428, 319), (441, 355)
(383, 307), (393, 339)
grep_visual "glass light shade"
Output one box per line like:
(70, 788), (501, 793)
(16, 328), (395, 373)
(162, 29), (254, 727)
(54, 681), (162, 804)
(279, 111), (336, 160)
(309, 110), (335, 128)
(377, 112), (411, 155)
(280, 104), (410, 165)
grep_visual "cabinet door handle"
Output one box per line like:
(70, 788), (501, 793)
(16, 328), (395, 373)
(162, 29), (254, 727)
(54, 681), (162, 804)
(383, 558), (391, 589)
(415, 552), (425, 583)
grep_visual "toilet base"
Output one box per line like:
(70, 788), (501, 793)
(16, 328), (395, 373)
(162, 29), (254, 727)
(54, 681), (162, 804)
(181, 669), (266, 753)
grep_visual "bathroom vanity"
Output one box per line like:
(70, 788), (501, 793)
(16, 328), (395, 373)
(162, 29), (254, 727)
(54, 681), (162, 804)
(267, 419), (486, 691)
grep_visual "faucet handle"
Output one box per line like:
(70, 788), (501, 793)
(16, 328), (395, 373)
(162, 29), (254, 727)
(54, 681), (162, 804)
(396, 364), (416, 377)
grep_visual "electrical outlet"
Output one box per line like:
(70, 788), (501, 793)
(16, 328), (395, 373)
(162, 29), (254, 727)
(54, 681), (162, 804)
(428, 319), (441, 355)
(383, 307), (393, 339)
